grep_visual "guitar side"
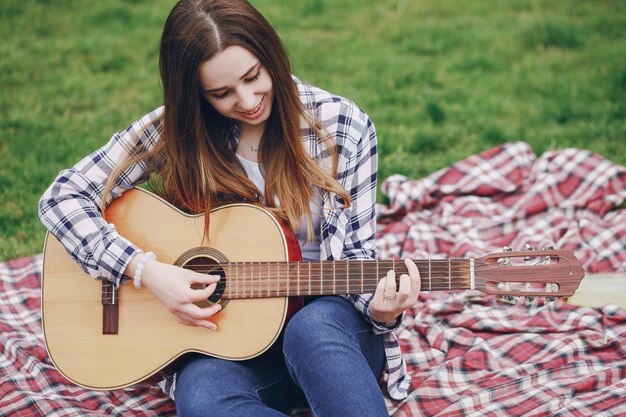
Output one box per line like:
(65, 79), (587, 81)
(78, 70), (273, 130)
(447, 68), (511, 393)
(41, 188), (292, 390)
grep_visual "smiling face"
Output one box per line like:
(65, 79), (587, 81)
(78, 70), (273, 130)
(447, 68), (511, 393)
(199, 45), (274, 131)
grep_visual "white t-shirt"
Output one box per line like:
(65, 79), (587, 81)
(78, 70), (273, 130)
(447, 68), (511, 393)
(236, 154), (322, 261)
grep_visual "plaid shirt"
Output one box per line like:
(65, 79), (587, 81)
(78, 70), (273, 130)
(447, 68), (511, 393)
(38, 77), (410, 400)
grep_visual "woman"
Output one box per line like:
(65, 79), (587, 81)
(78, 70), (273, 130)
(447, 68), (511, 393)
(38, 1), (420, 416)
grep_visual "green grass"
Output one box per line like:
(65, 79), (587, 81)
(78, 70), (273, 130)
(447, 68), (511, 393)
(1, 0), (625, 261)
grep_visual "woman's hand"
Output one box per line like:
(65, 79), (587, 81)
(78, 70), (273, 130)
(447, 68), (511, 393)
(129, 257), (223, 330)
(368, 258), (421, 324)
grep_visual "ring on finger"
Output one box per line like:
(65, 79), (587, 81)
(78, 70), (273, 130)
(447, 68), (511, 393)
(384, 295), (395, 300)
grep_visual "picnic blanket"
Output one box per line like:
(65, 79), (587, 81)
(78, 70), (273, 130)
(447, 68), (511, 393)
(2, 142), (626, 416)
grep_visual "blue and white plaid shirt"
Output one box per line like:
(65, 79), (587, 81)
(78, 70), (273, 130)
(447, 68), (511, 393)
(38, 77), (410, 400)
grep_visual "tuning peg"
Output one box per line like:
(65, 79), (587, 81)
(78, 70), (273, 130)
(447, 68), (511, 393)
(498, 295), (517, 304)
(524, 296), (536, 305)
(542, 245), (554, 263)
(523, 244), (535, 263)
(545, 296), (557, 303)
(501, 246), (512, 266)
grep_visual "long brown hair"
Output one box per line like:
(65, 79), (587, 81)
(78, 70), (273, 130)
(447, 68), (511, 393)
(103, 0), (350, 240)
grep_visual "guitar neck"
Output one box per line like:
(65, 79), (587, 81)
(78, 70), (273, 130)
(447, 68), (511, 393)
(218, 259), (472, 298)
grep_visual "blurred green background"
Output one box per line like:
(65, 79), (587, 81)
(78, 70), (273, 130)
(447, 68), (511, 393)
(1, 0), (625, 261)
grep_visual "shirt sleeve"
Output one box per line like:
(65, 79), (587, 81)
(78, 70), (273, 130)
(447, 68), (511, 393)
(38, 108), (163, 285)
(337, 110), (404, 334)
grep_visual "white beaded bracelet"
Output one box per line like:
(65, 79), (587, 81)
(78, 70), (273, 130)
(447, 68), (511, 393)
(133, 251), (156, 289)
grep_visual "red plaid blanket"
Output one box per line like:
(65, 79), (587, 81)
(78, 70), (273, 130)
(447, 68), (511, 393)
(377, 142), (626, 272)
(2, 143), (625, 416)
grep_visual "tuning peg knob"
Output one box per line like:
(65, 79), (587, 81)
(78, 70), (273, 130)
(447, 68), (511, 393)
(524, 244), (535, 251)
(501, 246), (513, 266)
(525, 296), (536, 305)
(542, 246), (555, 264)
(498, 295), (517, 304)
(545, 296), (557, 302)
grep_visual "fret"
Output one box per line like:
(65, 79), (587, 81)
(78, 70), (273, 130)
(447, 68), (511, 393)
(469, 259), (475, 290)
(247, 262), (251, 298)
(374, 259), (380, 290)
(428, 259), (432, 291)
(239, 262), (243, 299)
(267, 261), (270, 297)
(240, 262), (244, 298)
(392, 259), (396, 283)
(448, 259), (451, 290)
(360, 259), (364, 293)
(276, 262), (281, 297)
(297, 261), (300, 296)
(248, 262), (252, 298)
(243, 263), (246, 298)
(240, 262), (243, 298)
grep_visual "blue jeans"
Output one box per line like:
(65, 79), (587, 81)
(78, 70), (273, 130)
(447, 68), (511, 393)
(175, 296), (388, 417)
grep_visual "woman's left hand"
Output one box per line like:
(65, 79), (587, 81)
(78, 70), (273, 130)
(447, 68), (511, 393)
(368, 258), (421, 323)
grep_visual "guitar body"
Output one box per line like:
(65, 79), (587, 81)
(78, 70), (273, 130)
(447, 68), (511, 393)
(42, 188), (299, 390)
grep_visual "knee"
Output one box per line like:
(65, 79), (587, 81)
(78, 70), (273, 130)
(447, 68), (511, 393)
(176, 386), (249, 417)
(175, 385), (220, 417)
(174, 358), (245, 417)
(283, 297), (352, 354)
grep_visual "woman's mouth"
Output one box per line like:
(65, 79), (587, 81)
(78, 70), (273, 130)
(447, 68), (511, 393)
(239, 98), (265, 120)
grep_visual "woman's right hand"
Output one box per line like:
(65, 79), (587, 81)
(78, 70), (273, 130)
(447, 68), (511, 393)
(128, 257), (223, 330)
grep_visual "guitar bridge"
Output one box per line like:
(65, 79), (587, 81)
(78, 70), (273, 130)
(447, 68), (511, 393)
(101, 280), (119, 335)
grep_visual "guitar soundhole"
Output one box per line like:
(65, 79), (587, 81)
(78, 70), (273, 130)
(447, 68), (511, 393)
(174, 248), (230, 309)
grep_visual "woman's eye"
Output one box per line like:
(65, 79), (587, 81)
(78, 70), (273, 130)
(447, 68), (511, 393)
(245, 70), (261, 82)
(213, 91), (230, 100)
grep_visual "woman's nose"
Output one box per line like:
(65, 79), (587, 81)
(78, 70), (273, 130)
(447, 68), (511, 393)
(237, 88), (257, 111)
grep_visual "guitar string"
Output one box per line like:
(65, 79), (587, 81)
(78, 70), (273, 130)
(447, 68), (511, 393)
(183, 258), (567, 271)
(182, 267), (576, 282)
(182, 258), (577, 295)
(183, 264), (574, 280)
(188, 272), (573, 293)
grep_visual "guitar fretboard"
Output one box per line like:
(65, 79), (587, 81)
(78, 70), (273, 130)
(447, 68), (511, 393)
(207, 259), (473, 298)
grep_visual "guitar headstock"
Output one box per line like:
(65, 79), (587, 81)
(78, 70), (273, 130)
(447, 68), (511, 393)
(474, 245), (585, 301)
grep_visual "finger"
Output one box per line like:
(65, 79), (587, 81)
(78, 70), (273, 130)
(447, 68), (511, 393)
(397, 273), (411, 305)
(188, 283), (218, 302)
(404, 258), (419, 279)
(404, 258), (421, 301)
(187, 271), (221, 285)
(183, 303), (222, 323)
(370, 277), (394, 322)
(188, 318), (218, 331)
(384, 270), (396, 300)
(172, 309), (217, 330)
(372, 276), (387, 305)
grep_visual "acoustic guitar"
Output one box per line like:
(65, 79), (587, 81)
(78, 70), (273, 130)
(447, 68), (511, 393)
(41, 188), (585, 390)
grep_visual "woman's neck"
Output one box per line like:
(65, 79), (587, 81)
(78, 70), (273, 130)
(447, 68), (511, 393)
(237, 122), (265, 162)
